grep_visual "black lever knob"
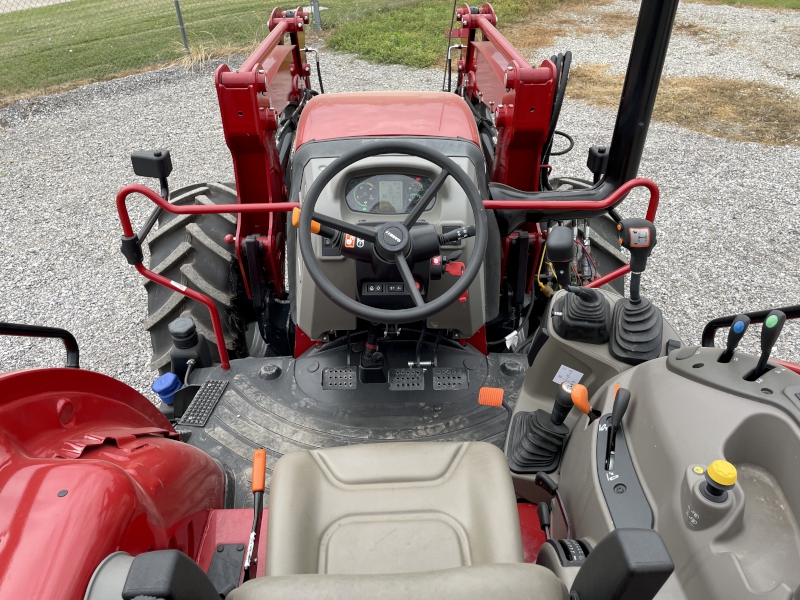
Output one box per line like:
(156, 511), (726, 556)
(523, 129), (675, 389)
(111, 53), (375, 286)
(534, 472), (558, 496)
(719, 314), (750, 363)
(617, 219), (657, 273)
(752, 310), (786, 379)
(611, 387), (631, 431)
(546, 226), (576, 289)
(551, 381), (575, 426)
(537, 502), (552, 535)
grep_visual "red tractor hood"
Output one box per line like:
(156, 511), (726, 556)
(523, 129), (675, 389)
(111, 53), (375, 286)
(295, 91), (481, 147)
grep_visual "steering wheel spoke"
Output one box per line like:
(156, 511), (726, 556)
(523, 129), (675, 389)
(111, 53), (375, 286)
(312, 212), (377, 243)
(393, 252), (425, 307)
(403, 168), (449, 229)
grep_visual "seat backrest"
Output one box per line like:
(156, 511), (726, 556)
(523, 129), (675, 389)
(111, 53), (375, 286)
(265, 441), (524, 575)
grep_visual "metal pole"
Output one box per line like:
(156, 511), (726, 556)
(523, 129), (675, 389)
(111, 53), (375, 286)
(311, 0), (322, 34)
(173, 0), (190, 56)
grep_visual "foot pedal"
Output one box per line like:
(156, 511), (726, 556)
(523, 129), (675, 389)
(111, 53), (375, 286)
(388, 369), (424, 390)
(433, 368), (468, 390)
(179, 380), (227, 427)
(322, 367), (357, 390)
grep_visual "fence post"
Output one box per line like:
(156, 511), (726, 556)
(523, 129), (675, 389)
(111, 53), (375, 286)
(173, 0), (190, 56)
(311, 0), (322, 34)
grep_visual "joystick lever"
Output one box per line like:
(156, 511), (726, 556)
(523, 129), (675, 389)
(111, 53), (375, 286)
(750, 310), (786, 380)
(719, 314), (750, 363)
(617, 219), (657, 303)
(546, 226), (576, 289)
(605, 387), (630, 471)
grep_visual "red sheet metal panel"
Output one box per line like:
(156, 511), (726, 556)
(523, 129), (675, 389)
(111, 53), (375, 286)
(295, 92), (481, 147)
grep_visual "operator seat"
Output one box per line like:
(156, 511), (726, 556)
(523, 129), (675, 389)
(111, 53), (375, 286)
(229, 441), (568, 600)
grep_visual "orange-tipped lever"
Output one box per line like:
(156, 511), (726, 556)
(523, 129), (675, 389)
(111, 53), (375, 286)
(245, 448), (267, 579)
(291, 207), (336, 239)
(570, 384), (590, 415)
(479, 387), (513, 442)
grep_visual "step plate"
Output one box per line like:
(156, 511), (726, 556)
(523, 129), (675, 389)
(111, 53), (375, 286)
(388, 368), (425, 390)
(179, 380), (227, 427)
(433, 368), (468, 390)
(322, 367), (357, 390)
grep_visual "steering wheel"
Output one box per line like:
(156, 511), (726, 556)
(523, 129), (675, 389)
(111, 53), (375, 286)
(298, 140), (488, 324)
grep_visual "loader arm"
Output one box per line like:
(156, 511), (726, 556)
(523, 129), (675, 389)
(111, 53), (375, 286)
(452, 3), (556, 192)
(215, 7), (311, 299)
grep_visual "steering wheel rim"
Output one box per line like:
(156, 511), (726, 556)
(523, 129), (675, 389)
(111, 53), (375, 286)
(298, 140), (488, 324)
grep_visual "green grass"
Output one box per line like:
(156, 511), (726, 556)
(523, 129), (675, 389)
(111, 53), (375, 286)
(325, 0), (564, 67)
(0, 0), (275, 101)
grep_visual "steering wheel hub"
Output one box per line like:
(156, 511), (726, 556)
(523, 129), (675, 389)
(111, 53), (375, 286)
(378, 222), (409, 253)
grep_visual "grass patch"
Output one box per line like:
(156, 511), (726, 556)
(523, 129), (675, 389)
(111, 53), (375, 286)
(0, 0), (276, 104)
(568, 64), (800, 145)
(325, 0), (583, 67)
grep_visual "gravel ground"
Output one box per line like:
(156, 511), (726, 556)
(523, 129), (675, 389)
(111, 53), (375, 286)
(1, 3), (798, 400)
(537, 0), (800, 94)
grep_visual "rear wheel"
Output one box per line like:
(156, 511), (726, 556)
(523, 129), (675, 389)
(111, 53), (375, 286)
(144, 182), (251, 372)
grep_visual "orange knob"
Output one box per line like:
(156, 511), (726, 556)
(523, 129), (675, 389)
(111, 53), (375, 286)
(291, 207), (320, 234)
(571, 384), (590, 415)
(252, 448), (267, 493)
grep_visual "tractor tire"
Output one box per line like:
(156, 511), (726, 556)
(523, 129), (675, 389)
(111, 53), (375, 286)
(144, 182), (247, 373)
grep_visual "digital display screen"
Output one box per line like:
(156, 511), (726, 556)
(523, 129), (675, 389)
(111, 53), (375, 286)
(379, 180), (404, 212)
(345, 174), (434, 213)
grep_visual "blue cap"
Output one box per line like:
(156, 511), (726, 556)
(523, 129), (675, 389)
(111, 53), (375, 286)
(152, 372), (182, 405)
(733, 320), (746, 334)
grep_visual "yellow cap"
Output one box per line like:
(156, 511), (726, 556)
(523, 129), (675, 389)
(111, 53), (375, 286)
(692, 466), (704, 475)
(707, 460), (737, 486)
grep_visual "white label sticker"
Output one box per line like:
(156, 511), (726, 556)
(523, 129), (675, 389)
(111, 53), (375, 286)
(553, 365), (583, 385)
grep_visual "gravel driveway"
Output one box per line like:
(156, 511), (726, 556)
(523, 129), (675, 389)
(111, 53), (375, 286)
(1, 1), (798, 400)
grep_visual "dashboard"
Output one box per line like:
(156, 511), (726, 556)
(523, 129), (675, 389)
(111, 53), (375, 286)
(344, 173), (435, 214)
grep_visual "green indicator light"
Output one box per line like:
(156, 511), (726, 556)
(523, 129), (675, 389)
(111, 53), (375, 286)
(766, 315), (779, 328)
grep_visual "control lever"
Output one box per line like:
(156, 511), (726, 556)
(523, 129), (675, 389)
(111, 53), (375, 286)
(749, 310), (786, 380)
(605, 387), (631, 471)
(535, 472), (572, 540)
(537, 502), (552, 540)
(291, 207), (338, 240)
(439, 224), (475, 245)
(244, 448), (267, 580)
(546, 226), (576, 289)
(565, 285), (599, 303)
(719, 314), (750, 363)
(616, 219), (656, 303)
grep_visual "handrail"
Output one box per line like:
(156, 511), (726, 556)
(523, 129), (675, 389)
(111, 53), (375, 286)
(0, 322), (80, 368)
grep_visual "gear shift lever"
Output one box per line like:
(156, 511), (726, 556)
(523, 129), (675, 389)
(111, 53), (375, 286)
(749, 310), (786, 380)
(609, 219), (663, 365)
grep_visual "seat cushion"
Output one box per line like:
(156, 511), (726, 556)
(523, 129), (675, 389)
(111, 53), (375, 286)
(229, 563), (569, 600)
(265, 441), (524, 576)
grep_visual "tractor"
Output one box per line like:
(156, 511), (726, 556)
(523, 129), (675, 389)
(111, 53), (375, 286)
(2, 0), (800, 598)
